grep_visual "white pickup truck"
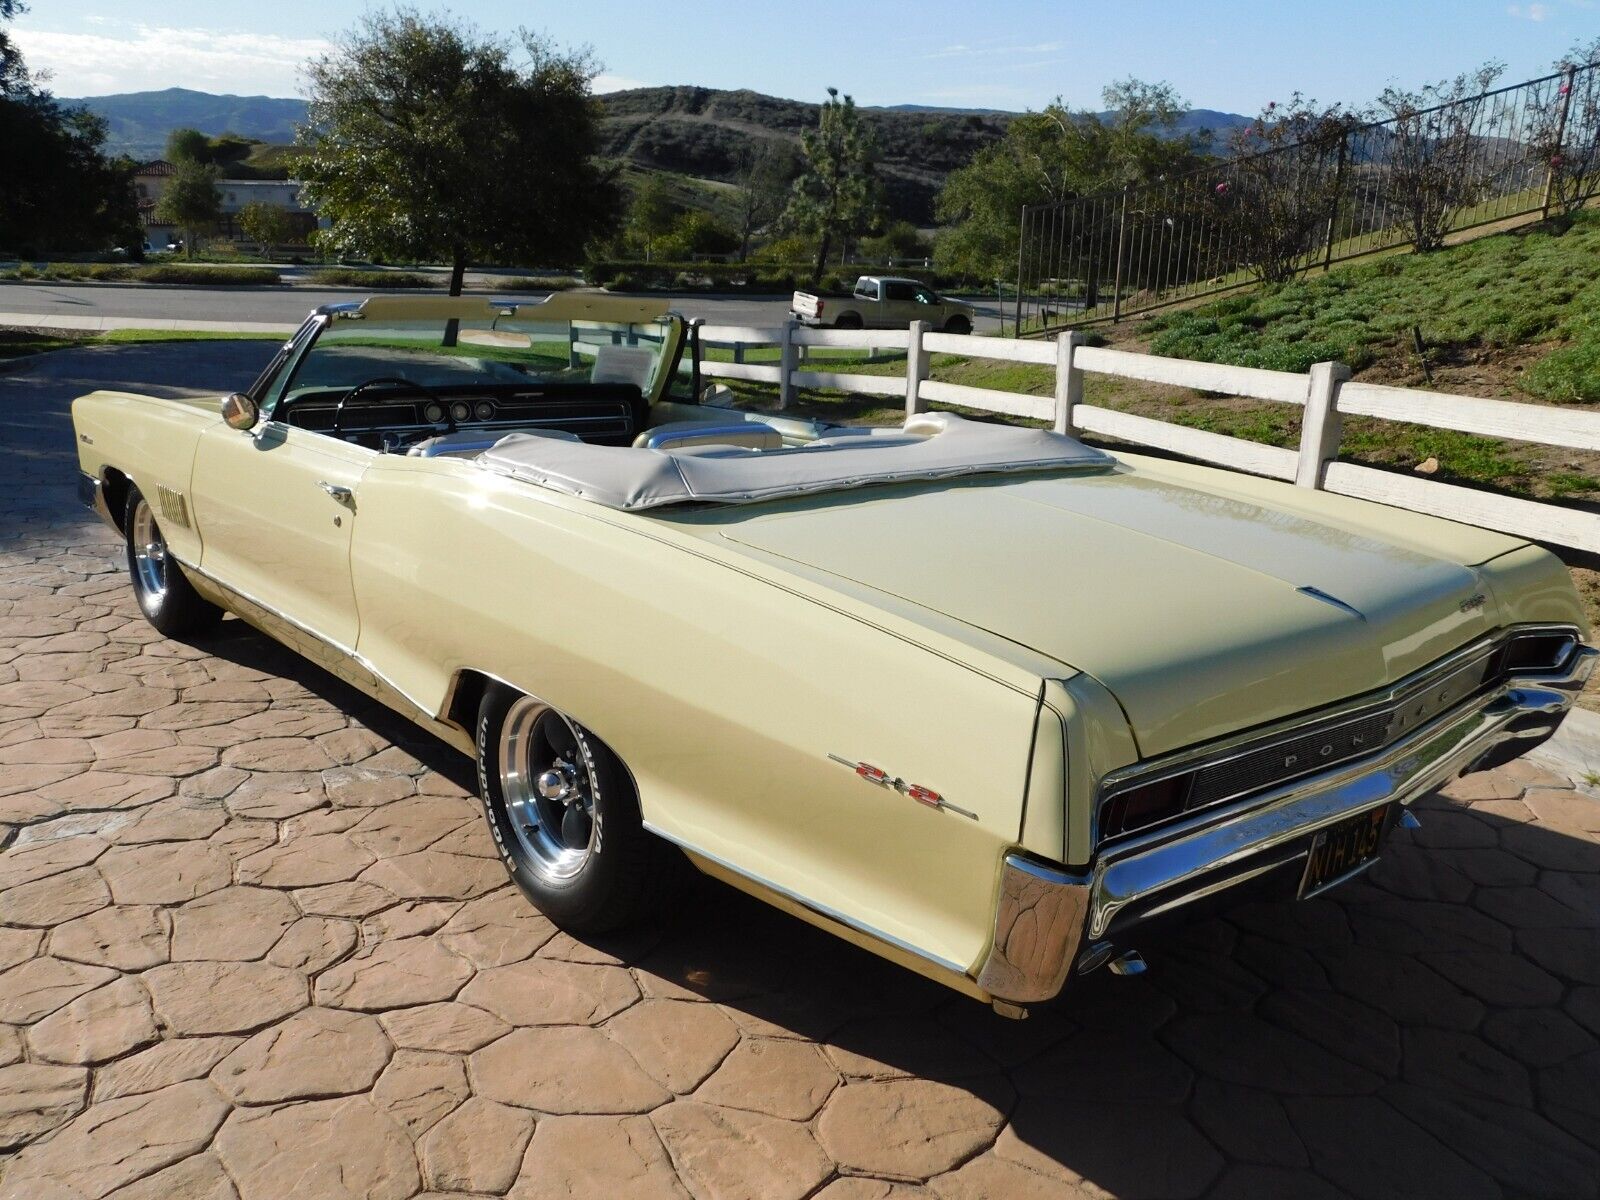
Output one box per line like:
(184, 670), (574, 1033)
(791, 275), (976, 333)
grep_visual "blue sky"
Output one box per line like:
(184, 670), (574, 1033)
(10, 0), (1598, 112)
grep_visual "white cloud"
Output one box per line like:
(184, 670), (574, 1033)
(10, 23), (333, 96)
(1507, 3), (1553, 19)
(922, 40), (1065, 60)
(593, 72), (651, 94)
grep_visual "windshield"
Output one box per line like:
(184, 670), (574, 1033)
(279, 314), (676, 407)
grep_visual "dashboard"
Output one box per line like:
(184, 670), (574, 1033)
(279, 384), (642, 451)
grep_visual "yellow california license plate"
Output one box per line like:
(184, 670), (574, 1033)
(1299, 805), (1390, 898)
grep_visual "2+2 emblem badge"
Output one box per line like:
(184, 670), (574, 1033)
(827, 754), (979, 820)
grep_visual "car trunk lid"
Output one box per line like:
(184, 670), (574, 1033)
(713, 469), (1505, 757)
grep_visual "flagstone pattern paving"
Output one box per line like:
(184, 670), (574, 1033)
(2, 344), (1599, 1199)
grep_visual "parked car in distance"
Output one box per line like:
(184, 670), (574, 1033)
(73, 293), (1594, 1017)
(792, 275), (975, 333)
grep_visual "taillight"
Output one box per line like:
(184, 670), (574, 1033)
(1101, 774), (1192, 840)
(1499, 631), (1577, 675)
(816, 300), (825, 316)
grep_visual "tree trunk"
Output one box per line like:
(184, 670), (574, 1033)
(443, 248), (466, 348)
(185, 227), (194, 260)
(811, 229), (832, 288)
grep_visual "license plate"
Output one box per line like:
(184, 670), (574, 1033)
(1299, 805), (1391, 898)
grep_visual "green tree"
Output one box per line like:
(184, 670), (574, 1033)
(237, 201), (292, 259)
(0, 1), (139, 256)
(658, 209), (738, 260)
(860, 219), (928, 263)
(1, 0), (26, 95)
(154, 161), (221, 258)
(298, 10), (619, 295)
(627, 174), (677, 262)
(732, 141), (797, 260)
(785, 88), (880, 285)
(165, 127), (211, 165)
(932, 79), (1203, 280)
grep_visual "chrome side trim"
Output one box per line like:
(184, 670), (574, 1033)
(641, 820), (972, 982)
(170, 553), (471, 754)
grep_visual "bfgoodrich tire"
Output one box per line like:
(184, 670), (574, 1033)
(124, 485), (222, 638)
(475, 684), (680, 932)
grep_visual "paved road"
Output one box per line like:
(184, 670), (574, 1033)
(0, 282), (1005, 335)
(2, 344), (1599, 1198)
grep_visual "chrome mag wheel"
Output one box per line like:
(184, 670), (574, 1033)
(130, 496), (168, 605)
(497, 696), (598, 882)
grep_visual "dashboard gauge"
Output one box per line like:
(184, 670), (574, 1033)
(422, 402), (446, 424)
(475, 400), (495, 421)
(449, 400), (472, 424)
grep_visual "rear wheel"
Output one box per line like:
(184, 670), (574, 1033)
(124, 486), (222, 638)
(475, 684), (680, 932)
(834, 312), (864, 330)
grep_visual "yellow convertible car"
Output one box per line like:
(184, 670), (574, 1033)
(73, 294), (1594, 1016)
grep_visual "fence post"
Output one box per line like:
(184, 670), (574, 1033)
(1323, 132), (1349, 272)
(1053, 330), (1085, 437)
(733, 342), (745, 365)
(1542, 66), (1577, 219)
(568, 325), (580, 369)
(1111, 187), (1130, 323)
(778, 319), (797, 411)
(1296, 361), (1351, 488)
(905, 320), (929, 419)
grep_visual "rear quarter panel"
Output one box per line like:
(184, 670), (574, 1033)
(71, 391), (218, 562)
(347, 455), (1043, 974)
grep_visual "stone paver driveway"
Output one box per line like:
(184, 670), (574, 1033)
(2, 343), (1600, 1200)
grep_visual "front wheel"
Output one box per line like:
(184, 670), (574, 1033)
(124, 486), (222, 638)
(943, 315), (973, 336)
(475, 685), (681, 932)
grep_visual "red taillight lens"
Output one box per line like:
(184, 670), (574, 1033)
(816, 300), (825, 316)
(1102, 774), (1191, 839)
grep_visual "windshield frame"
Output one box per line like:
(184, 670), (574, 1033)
(257, 302), (686, 428)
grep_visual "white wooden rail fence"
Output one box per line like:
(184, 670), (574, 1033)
(693, 319), (1600, 553)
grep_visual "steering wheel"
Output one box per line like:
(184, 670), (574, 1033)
(332, 376), (449, 439)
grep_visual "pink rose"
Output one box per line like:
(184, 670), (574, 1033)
(1215, 182), (1230, 195)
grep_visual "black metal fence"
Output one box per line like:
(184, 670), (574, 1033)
(1013, 63), (1600, 335)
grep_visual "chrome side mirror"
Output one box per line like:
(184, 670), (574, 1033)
(700, 383), (735, 407)
(221, 393), (259, 431)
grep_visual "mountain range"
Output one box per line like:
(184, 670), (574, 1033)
(66, 86), (1253, 224)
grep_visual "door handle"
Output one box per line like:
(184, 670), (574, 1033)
(317, 480), (354, 507)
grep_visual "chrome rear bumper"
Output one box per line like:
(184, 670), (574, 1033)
(978, 644), (1596, 1006)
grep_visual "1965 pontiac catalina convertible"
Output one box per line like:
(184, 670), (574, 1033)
(73, 294), (1595, 1016)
